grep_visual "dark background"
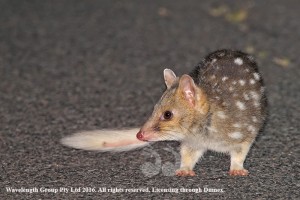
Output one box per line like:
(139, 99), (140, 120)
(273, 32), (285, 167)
(1, 0), (299, 199)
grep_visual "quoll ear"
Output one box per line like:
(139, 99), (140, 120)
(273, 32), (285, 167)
(178, 74), (197, 107)
(163, 69), (177, 89)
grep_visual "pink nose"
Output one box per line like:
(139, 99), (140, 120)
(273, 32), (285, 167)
(136, 131), (144, 141)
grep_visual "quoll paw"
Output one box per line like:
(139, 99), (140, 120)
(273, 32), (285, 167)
(175, 169), (196, 176)
(229, 169), (249, 176)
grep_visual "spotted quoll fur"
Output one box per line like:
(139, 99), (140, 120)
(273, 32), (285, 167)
(190, 49), (267, 143)
(137, 49), (267, 176)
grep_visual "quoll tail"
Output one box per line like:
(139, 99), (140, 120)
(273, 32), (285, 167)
(61, 128), (149, 152)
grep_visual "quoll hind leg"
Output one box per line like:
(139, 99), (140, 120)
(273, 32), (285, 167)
(229, 142), (252, 176)
(176, 145), (205, 177)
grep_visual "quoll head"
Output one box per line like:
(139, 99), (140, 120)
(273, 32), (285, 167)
(136, 69), (209, 142)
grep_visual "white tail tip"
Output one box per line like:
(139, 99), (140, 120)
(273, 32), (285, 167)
(61, 128), (149, 152)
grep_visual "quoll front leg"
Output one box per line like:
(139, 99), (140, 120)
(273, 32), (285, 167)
(229, 142), (252, 176)
(176, 145), (205, 176)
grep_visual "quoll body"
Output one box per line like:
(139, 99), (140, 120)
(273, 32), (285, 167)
(136, 49), (267, 176)
(61, 49), (267, 176)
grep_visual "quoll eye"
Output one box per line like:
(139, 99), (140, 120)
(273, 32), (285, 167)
(162, 110), (173, 120)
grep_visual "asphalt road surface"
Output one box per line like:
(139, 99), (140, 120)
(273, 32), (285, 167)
(1, 0), (299, 199)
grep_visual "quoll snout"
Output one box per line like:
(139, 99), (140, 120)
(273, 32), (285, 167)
(136, 130), (145, 141)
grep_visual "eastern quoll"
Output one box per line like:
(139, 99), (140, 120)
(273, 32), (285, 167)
(61, 49), (267, 176)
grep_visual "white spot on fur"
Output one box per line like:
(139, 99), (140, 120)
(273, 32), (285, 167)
(219, 52), (225, 57)
(234, 58), (243, 65)
(229, 132), (243, 139)
(254, 101), (260, 107)
(252, 116), (258, 122)
(239, 80), (246, 86)
(212, 58), (217, 63)
(217, 111), (227, 119)
(253, 73), (260, 80)
(232, 81), (237, 85)
(236, 101), (246, 110)
(247, 125), (256, 134)
(222, 102), (228, 106)
(233, 123), (241, 128)
(250, 91), (260, 100)
(208, 127), (218, 133)
(222, 76), (228, 81)
(243, 93), (250, 100)
(245, 69), (250, 72)
(229, 86), (234, 91)
(211, 75), (216, 79)
(250, 79), (256, 84)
